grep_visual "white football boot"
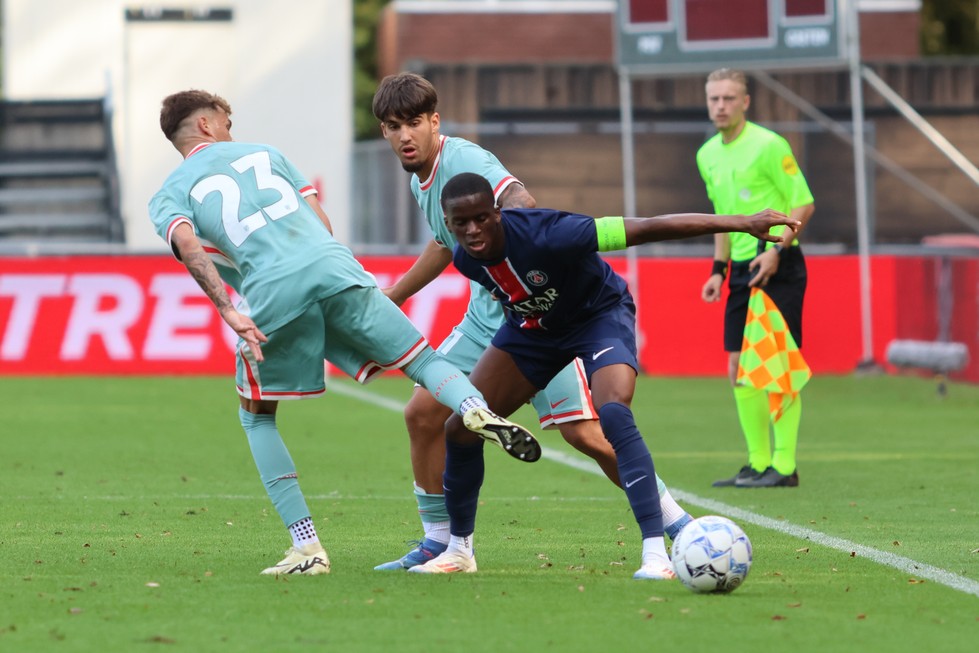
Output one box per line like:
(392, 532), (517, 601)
(462, 407), (541, 462)
(260, 543), (330, 576)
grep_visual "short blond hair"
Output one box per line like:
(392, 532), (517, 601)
(706, 68), (749, 93)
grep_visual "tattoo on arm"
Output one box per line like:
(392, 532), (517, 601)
(183, 248), (234, 313)
(498, 183), (536, 209)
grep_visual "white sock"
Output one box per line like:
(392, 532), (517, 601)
(289, 517), (320, 549)
(659, 487), (688, 530)
(423, 521), (451, 544)
(641, 536), (669, 564)
(458, 396), (487, 414)
(447, 534), (474, 557)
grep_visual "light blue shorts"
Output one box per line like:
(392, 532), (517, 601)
(436, 326), (597, 429)
(236, 286), (429, 401)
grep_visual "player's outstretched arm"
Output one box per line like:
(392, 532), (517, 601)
(622, 210), (799, 246)
(170, 222), (268, 361)
(383, 238), (453, 306)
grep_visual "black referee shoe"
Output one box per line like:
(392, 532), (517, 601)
(736, 466), (799, 488)
(711, 465), (762, 487)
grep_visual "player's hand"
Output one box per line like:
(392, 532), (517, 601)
(743, 210), (799, 241)
(748, 248), (781, 288)
(702, 275), (723, 302)
(222, 309), (268, 362)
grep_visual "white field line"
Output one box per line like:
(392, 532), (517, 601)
(328, 382), (979, 598)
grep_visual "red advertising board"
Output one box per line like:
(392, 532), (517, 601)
(1, 254), (976, 382)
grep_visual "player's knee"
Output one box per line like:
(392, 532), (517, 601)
(404, 395), (450, 442)
(559, 421), (611, 455)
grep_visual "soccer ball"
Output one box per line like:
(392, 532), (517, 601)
(671, 515), (752, 593)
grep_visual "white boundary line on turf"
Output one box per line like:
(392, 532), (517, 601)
(327, 382), (979, 598)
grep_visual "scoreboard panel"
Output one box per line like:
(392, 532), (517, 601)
(617, 0), (847, 73)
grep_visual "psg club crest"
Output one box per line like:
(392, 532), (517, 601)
(525, 270), (548, 286)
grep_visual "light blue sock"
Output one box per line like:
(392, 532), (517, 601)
(414, 483), (450, 524)
(403, 348), (483, 415)
(239, 407), (310, 528)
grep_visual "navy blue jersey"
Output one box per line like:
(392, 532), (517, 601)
(452, 209), (631, 331)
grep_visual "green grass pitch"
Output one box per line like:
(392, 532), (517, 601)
(2, 373), (976, 652)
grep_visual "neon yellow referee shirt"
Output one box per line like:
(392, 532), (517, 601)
(696, 121), (814, 262)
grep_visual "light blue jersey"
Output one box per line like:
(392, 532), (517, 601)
(150, 142), (376, 333)
(409, 135), (597, 427)
(411, 135), (519, 343)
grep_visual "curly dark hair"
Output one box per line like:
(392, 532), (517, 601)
(159, 90), (232, 141)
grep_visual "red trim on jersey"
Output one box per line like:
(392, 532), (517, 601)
(539, 407), (590, 425)
(202, 245), (228, 258)
(574, 358), (598, 416)
(165, 217), (193, 260)
(493, 176), (517, 196)
(298, 185), (316, 196)
(418, 136), (447, 192)
(353, 336), (429, 384)
(165, 217), (191, 243)
(255, 388), (326, 399)
(239, 345), (262, 400)
(187, 142), (212, 158)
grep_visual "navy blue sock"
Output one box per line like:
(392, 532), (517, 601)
(598, 402), (664, 538)
(443, 440), (485, 537)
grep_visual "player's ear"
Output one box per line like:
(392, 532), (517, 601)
(198, 110), (218, 137)
(430, 112), (440, 132)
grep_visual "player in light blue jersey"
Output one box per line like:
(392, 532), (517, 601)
(370, 73), (693, 571)
(149, 90), (540, 576)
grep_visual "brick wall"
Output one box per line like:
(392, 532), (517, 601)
(377, 7), (920, 77)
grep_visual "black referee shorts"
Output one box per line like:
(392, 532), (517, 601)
(723, 247), (807, 352)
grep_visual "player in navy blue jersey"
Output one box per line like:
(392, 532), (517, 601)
(408, 172), (798, 578)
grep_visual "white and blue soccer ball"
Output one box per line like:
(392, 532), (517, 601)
(671, 515), (752, 594)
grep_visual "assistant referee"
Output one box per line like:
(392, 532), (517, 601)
(697, 68), (816, 489)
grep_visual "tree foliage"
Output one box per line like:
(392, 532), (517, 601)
(920, 0), (979, 55)
(353, 0), (389, 141)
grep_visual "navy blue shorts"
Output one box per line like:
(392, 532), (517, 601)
(724, 246), (807, 352)
(491, 299), (639, 390)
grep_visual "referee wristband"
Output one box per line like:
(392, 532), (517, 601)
(711, 260), (728, 279)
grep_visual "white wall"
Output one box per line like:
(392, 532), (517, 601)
(2, 0), (353, 250)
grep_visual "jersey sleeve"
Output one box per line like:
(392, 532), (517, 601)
(268, 145), (317, 197)
(148, 188), (197, 259)
(452, 140), (521, 203)
(548, 211), (601, 257)
(765, 136), (814, 210)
